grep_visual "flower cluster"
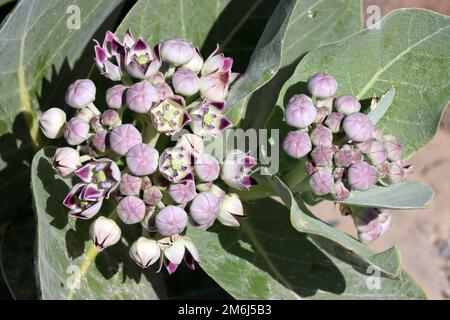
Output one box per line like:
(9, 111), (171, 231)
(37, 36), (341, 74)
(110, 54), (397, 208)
(38, 30), (255, 273)
(282, 72), (411, 243)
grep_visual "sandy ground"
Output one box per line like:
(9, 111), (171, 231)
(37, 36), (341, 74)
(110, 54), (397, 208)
(312, 0), (450, 300)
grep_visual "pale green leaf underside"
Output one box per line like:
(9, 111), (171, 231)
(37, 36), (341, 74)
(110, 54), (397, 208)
(340, 182), (434, 209)
(276, 9), (450, 157)
(187, 197), (425, 299)
(367, 88), (396, 124)
(32, 148), (166, 300)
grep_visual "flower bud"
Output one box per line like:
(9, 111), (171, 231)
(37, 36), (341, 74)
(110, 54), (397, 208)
(89, 130), (107, 154)
(310, 146), (335, 167)
(159, 147), (193, 182)
(101, 109), (121, 128)
(333, 167), (345, 180)
(310, 124), (333, 147)
(195, 153), (220, 182)
(335, 95), (361, 115)
(89, 115), (103, 132)
(282, 130), (312, 159)
(161, 39), (194, 65)
(117, 195), (146, 224)
(106, 84), (127, 109)
(379, 210), (392, 236)
(332, 180), (350, 201)
(126, 82), (159, 113)
(221, 150), (257, 190)
(376, 161), (390, 180)
(52, 147), (81, 177)
(372, 127), (383, 141)
(309, 169), (334, 196)
(169, 179), (197, 204)
(284, 94), (317, 128)
(176, 133), (205, 156)
(314, 107), (330, 124)
(196, 183), (225, 199)
(367, 140), (388, 165)
(353, 208), (382, 244)
(155, 205), (188, 236)
(110, 124), (142, 156)
(65, 79), (96, 109)
(39, 107), (67, 139)
(190, 192), (220, 229)
(348, 161), (378, 191)
(324, 112), (344, 133)
(199, 71), (232, 101)
(182, 47), (203, 73)
(129, 237), (161, 268)
(151, 96), (191, 134)
(63, 117), (90, 145)
(126, 143), (159, 176)
(356, 140), (372, 154)
(76, 107), (96, 124)
(154, 82), (174, 100)
(89, 216), (121, 249)
(383, 135), (403, 161)
(305, 161), (317, 175)
(334, 144), (355, 168)
(307, 73), (338, 98)
(218, 194), (245, 228)
(342, 112), (374, 142)
(143, 186), (163, 206)
(119, 173), (142, 196)
(172, 68), (200, 96)
(388, 162), (404, 184)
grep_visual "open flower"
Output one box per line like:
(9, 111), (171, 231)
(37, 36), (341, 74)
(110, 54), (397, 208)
(189, 100), (232, 137)
(63, 183), (104, 219)
(159, 147), (194, 183)
(124, 39), (162, 79)
(221, 150), (256, 190)
(150, 96), (191, 134)
(163, 236), (199, 274)
(218, 194), (246, 227)
(94, 31), (125, 81)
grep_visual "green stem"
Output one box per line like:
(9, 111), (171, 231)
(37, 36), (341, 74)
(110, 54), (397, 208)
(121, 74), (134, 87)
(142, 121), (160, 147)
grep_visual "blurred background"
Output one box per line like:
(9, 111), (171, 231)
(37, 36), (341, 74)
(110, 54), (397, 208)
(313, 0), (450, 300)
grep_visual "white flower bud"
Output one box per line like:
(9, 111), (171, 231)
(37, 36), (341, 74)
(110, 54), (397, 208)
(39, 108), (66, 139)
(89, 216), (121, 250)
(129, 237), (161, 268)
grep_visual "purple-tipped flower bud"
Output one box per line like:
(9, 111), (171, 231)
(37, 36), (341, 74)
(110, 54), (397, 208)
(65, 79), (96, 109)
(89, 216), (121, 249)
(348, 161), (378, 191)
(101, 109), (121, 128)
(324, 112), (344, 133)
(310, 124), (333, 147)
(143, 186), (163, 206)
(284, 94), (317, 128)
(309, 169), (334, 196)
(159, 147), (194, 183)
(342, 112), (374, 142)
(155, 205), (188, 236)
(190, 192), (220, 229)
(307, 73), (338, 99)
(169, 179), (197, 204)
(119, 173), (142, 196)
(383, 135), (403, 161)
(176, 133), (205, 156)
(172, 68), (200, 96)
(388, 162), (405, 184)
(354, 208), (382, 244)
(163, 236), (200, 273)
(129, 237), (161, 268)
(195, 153), (220, 182)
(117, 195), (146, 224)
(39, 108), (66, 139)
(183, 47), (203, 73)
(89, 115), (103, 132)
(333, 180), (351, 201)
(126, 82), (159, 113)
(314, 107), (330, 124)
(282, 130), (312, 159)
(126, 143), (159, 176)
(106, 84), (127, 109)
(154, 82), (174, 100)
(110, 124), (142, 156)
(335, 95), (361, 115)
(52, 147), (81, 178)
(221, 150), (256, 190)
(218, 194), (245, 227)
(367, 140), (388, 165)
(161, 39), (194, 66)
(310, 146), (335, 167)
(63, 117), (90, 145)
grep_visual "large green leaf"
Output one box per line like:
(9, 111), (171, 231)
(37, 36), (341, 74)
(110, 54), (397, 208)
(187, 197), (425, 299)
(32, 147), (166, 299)
(275, 9), (450, 157)
(228, 0), (363, 127)
(0, 0), (123, 221)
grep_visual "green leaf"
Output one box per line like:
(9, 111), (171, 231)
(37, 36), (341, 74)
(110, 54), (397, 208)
(261, 174), (401, 277)
(187, 197), (426, 299)
(0, 0), (123, 221)
(228, 0), (363, 127)
(367, 87), (396, 124)
(0, 215), (37, 299)
(276, 9), (450, 157)
(32, 147), (166, 300)
(340, 182), (434, 209)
